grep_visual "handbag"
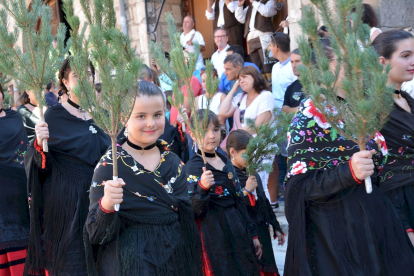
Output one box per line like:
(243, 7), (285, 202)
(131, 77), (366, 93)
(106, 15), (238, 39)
(220, 93), (246, 153)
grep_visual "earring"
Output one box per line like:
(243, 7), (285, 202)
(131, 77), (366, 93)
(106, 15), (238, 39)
(124, 128), (129, 138)
(232, 155), (235, 161)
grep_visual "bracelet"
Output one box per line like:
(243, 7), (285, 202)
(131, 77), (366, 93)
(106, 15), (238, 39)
(99, 197), (115, 213)
(243, 187), (252, 194)
(34, 138), (47, 169)
(348, 159), (363, 184)
(198, 180), (209, 191)
(247, 193), (256, 207)
(406, 228), (414, 233)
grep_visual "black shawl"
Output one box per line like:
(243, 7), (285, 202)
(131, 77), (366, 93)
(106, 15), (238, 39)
(85, 138), (202, 276)
(235, 167), (283, 273)
(17, 105), (39, 142)
(0, 109), (30, 249)
(379, 91), (414, 192)
(284, 98), (414, 276)
(185, 152), (260, 276)
(24, 104), (110, 276)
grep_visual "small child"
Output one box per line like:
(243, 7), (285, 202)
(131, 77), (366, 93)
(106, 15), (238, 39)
(185, 109), (262, 276)
(85, 81), (202, 276)
(227, 129), (285, 276)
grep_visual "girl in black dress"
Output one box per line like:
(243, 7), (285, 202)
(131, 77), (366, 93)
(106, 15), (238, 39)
(0, 86), (30, 276)
(184, 110), (261, 276)
(372, 30), (414, 246)
(226, 129), (285, 276)
(24, 58), (110, 276)
(85, 81), (202, 276)
(284, 34), (414, 276)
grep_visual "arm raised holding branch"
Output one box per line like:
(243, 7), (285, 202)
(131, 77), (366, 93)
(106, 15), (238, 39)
(0, 0), (69, 151)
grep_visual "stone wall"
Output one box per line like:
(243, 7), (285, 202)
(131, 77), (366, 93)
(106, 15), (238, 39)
(155, 0), (183, 53)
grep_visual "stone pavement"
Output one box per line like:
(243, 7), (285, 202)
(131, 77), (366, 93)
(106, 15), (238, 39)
(272, 201), (288, 275)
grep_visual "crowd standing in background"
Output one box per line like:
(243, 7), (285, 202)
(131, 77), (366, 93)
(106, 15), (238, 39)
(1, 1), (414, 276)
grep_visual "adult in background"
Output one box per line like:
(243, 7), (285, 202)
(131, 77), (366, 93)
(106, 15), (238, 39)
(44, 80), (59, 108)
(372, 30), (414, 246)
(211, 28), (231, 78)
(206, 0), (244, 47)
(223, 53), (245, 96)
(282, 48), (305, 114)
(0, 86), (30, 276)
(218, 45), (259, 94)
(270, 32), (297, 109)
(352, 3), (382, 42)
(268, 32), (297, 205)
(219, 66), (276, 201)
(235, 0), (277, 73)
(180, 15), (205, 71)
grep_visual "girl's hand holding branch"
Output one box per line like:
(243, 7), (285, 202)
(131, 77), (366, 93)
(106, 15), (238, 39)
(35, 122), (49, 147)
(101, 178), (126, 212)
(246, 175), (258, 192)
(200, 167), (215, 189)
(351, 149), (375, 181)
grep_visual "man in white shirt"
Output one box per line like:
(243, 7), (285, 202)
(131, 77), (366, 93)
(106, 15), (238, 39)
(206, 0), (243, 46)
(180, 15), (206, 71)
(235, 0), (277, 73)
(211, 28), (230, 78)
(270, 32), (297, 110)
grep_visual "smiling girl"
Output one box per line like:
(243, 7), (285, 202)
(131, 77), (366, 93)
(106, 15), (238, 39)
(184, 110), (261, 276)
(372, 30), (414, 247)
(85, 81), (202, 276)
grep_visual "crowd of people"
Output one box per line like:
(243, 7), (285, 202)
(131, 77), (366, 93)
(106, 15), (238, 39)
(1, 2), (414, 276)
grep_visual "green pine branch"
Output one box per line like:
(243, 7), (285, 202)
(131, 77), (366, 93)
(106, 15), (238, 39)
(0, 0), (69, 151)
(297, 0), (394, 192)
(64, 0), (143, 180)
(150, 13), (218, 164)
(243, 110), (293, 175)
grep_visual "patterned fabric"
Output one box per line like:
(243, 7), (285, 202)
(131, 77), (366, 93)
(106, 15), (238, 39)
(286, 98), (388, 180)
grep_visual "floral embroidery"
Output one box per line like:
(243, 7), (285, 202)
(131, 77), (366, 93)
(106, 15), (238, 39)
(215, 186), (223, 194)
(187, 175), (200, 183)
(211, 186), (230, 197)
(89, 126), (97, 134)
(291, 161), (308, 176)
(302, 99), (331, 129)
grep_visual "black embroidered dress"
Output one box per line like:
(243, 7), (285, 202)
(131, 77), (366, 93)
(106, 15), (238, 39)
(379, 91), (414, 233)
(185, 152), (260, 276)
(85, 138), (202, 276)
(24, 104), (110, 276)
(235, 167), (283, 275)
(284, 98), (414, 276)
(0, 109), (30, 272)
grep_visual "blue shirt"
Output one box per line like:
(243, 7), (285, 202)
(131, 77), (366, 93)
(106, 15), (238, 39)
(218, 62), (260, 94)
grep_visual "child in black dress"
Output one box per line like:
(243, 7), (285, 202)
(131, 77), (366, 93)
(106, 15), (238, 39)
(226, 129), (285, 276)
(185, 109), (261, 276)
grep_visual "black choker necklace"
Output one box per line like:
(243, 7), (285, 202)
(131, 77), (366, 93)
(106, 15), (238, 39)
(395, 90), (402, 99)
(127, 138), (157, 155)
(197, 149), (218, 158)
(28, 102), (37, 107)
(67, 98), (87, 120)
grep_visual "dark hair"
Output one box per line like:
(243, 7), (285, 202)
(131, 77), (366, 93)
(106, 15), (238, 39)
(46, 80), (53, 91)
(0, 83), (3, 101)
(224, 53), (244, 69)
(271, 32), (290, 53)
(227, 45), (245, 58)
(200, 68), (218, 79)
(238, 66), (270, 92)
(319, 25), (328, 32)
(372, 30), (414, 59)
(139, 65), (153, 81)
(213, 28), (227, 36)
(18, 91), (30, 105)
(291, 48), (301, 55)
(137, 80), (165, 103)
(95, 83), (102, 93)
(311, 34), (335, 65)
(190, 109), (220, 130)
(164, 90), (172, 110)
(184, 15), (196, 25)
(226, 129), (252, 157)
(359, 4), (378, 28)
(58, 58), (96, 95)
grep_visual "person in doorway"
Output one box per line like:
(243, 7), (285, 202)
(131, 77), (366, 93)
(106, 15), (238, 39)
(211, 28), (231, 78)
(180, 15), (206, 71)
(206, 0), (244, 47)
